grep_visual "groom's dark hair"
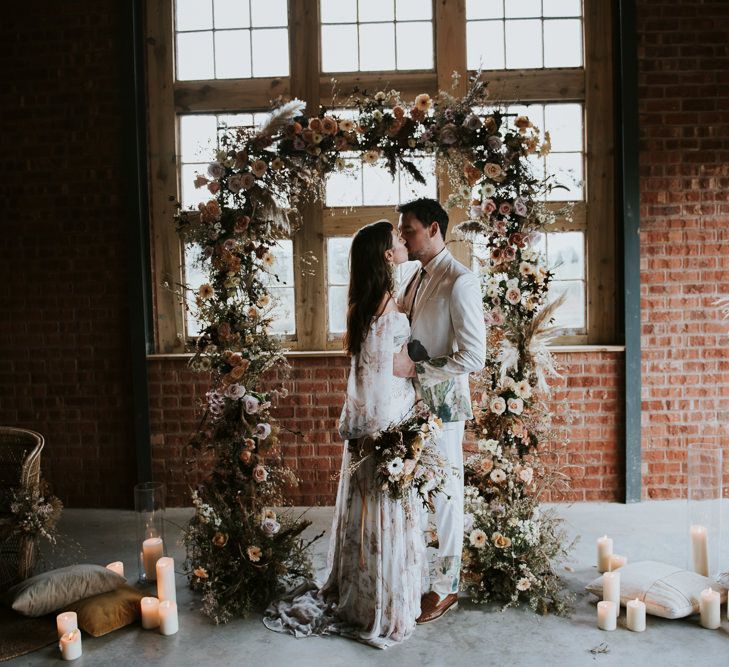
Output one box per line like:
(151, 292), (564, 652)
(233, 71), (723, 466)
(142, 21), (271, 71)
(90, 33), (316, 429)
(397, 198), (449, 240)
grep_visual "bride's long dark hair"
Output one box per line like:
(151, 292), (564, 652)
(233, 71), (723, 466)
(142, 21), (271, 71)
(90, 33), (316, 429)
(344, 220), (395, 357)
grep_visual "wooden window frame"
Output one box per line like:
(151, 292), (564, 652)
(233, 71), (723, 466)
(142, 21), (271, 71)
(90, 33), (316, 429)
(146, 0), (616, 353)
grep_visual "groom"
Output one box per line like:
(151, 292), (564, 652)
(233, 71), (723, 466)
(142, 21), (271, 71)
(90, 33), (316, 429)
(393, 198), (486, 623)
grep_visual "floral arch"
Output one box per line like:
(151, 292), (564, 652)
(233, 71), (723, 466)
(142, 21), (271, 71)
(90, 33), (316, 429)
(177, 76), (572, 623)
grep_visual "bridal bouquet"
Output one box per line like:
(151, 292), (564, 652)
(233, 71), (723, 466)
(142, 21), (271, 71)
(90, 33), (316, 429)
(349, 402), (449, 512)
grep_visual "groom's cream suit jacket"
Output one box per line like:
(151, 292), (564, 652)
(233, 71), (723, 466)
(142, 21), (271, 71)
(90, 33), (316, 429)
(397, 248), (486, 422)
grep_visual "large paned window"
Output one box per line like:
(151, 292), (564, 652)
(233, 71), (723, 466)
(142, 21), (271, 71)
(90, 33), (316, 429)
(147, 0), (616, 352)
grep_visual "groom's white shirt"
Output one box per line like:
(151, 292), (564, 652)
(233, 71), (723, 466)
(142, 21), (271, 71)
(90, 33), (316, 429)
(397, 248), (486, 422)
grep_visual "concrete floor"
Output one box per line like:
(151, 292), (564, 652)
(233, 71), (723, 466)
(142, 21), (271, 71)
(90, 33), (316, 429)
(9, 500), (729, 666)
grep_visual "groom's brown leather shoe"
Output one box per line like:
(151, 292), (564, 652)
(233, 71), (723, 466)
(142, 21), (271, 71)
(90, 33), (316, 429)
(416, 592), (458, 624)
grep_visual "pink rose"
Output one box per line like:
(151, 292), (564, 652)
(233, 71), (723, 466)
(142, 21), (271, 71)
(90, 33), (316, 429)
(505, 287), (522, 305)
(252, 465), (268, 483)
(228, 174), (244, 194)
(482, 199), (497, 215)
(499, 201), (512, 216)
(207, 162), (225, 179)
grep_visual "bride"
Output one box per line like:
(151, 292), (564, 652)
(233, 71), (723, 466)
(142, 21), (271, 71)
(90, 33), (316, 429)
(263, 219), (425, 648)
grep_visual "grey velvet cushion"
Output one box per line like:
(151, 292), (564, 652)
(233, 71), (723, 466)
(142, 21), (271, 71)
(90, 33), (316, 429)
(4, 565), (126, 617)
(586, 560), (727, 619)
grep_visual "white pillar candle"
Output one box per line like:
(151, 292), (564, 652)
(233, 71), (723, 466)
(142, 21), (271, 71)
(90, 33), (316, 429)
(608, 554), (628, 570)
(690, 524), (709, 577)
(141, 596), (160, 629)
(700, 587), (720, 629)
(156, 556), (176, 603)
(626, 598), (646, 632)
(142, 537), (164, 581)
(596, 535), (613, 573)
(59, 629), (82, 661)
(602, 571), (621, 618)
(597, 601), (617, 631)
(56, 611), (77, 639)
(106, 561), (125, 578)
(158, 600), (179, 636)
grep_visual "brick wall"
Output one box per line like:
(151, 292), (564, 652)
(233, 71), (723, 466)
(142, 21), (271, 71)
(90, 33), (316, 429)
(638, 0), (729, 499)
(0, 1), (137, 507)
(149, 351), (623, 506)
(0, 0), (725, 508)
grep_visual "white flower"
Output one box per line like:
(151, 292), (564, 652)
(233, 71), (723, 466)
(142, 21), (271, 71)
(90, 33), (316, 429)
(501, 376), (516, 391)
(519, 467), (534, 485)
(481, 183), (496, 198)
(507, 397), (524, 415)
(490, 397), (506, 415)
(261, 517), (281, 536)
(515, 380), (532, 399)
(490, 468), (506, 484)
(469, 528), (487, 548)
(478, 438), (500, 454)
(506, 277), (519, 289)
(464, 512), (475, 533)
(486, 284), (501, 298)
(255, 422), (272, 439)
(516, 578), (531, 591)
(519, 261), (535, 277)
(387, 457), (404, 478)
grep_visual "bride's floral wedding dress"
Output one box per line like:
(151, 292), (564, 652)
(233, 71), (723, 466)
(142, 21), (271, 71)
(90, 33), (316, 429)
(263, 311), (425, 649)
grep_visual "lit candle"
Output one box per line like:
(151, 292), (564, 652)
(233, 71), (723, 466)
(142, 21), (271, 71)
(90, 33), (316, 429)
(596, 535), (613, 573)
(156, 556), (176, 603)
(608, 554), (628, 570)
(690, 524), (709, 577)
(142, 537), (164, 581)
(626, 598), (646, 632)
(56, 611), (77, 639)
(602, 570), (621, 618)
(141, 596), (160, 629)
(597, 601), (617, 631)
(158, 600), (179, 636)
(700, 588), (720, 629)
(59, 629), (82, 661)
(106, 561), (125, 578)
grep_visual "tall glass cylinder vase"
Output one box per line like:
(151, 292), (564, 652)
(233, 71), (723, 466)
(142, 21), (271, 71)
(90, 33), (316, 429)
(687, 444), (722, 581)
(134, 482), (167, 584)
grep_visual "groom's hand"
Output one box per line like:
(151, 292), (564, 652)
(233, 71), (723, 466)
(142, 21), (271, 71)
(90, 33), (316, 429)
(393, 347), (416, 378)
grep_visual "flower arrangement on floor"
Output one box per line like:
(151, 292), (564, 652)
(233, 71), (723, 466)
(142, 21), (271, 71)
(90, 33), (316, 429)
(348, 401), (448, 515)
(177, 72), (572, 620)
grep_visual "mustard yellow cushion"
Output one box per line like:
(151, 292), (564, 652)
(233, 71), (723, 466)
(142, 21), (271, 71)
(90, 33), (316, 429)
(65, 585), (143, 637)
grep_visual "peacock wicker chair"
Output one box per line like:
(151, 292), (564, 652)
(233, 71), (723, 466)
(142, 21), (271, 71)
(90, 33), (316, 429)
(0, 427), (44, 591)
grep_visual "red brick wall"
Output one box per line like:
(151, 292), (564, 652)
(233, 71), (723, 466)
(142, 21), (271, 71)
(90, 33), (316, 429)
(638, 0), (729, 499)
(0, 1), (137, 506)
(149, 351), (623, 506)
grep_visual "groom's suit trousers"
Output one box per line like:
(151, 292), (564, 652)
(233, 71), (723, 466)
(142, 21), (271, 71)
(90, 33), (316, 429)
(430, 420), (465, 598)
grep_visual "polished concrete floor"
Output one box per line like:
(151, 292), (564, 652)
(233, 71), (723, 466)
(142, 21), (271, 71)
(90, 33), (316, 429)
(10, 500), (729, 666)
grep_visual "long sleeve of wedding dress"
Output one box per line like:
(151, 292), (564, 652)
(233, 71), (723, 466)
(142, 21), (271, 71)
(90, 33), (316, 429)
(338, 311), (414, 440)
(263, 312), (426, 649)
